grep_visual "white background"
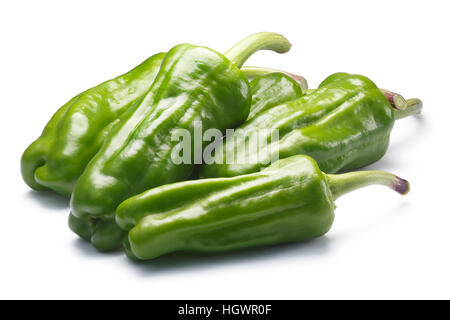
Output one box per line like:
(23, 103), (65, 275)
(1, 0), (449, 299)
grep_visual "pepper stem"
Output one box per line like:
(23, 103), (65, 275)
(241, 66), (308, 91)
(326, 171), (410, 200)
(225, 32), (291, 68)
(380, 89), (407, 110)
(394, 98), (423, 120)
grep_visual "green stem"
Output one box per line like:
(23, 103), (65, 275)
(394, 98), (423, 120)
(225, 32), (291, 68)
(380, 89), (407, 110)
(241, 66), (308, 91)
(327, 171), (410, 200)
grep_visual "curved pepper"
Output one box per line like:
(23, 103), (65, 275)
(116, 155), (409, 260)
(200, 72), (422, 178)
(69, 32), (292, 251)
(21, 52), (166, 196)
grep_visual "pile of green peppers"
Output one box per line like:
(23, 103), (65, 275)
(21, 32), (422, 260)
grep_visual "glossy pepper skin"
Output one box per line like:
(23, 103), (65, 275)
(247, 72), (305, 119)
(21, 52), (165, 196)
(116, 155), (409, 260)
(185, 70), (306, 181)
(201, 72), (422, 178)
(67, 71), (305, 251)
(69, 32), (292, 251)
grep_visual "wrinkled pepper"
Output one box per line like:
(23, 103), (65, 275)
(21, 52), (165, 196)
(69, 71), (306, 249)
(69, 32), (292, 251)
(245, 70), (306, 119)
(201, 72), (422, 178)
(116, 155), (409, 260)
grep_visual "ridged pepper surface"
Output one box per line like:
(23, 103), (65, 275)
(201, 72), (422, 178)
(69, 32), (292, 251)
(68, 70), (305, 250)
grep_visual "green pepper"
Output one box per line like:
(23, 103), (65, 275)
(69, 32), (292, 251)
(116, 155), (409, 260)
(200, 72), (422, 178)
(248, 67), (408, 111)
(21, 52), (165, 196)
(244, 70), (307, 119)
(69, 70), (306, 250)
